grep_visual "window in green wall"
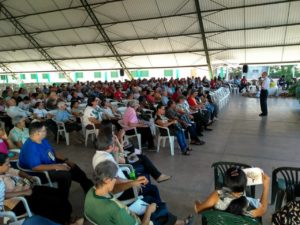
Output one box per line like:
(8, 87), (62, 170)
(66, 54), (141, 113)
(59, 73), (65, 79)
(164, 70), (173, 77)
(111, 71), (118, 78)
(141, 70), (149, 77)
(31, 74), (37, 79)
(94, 72), (101, 78)
(42, 73), (49, 80)
(131, 70), (149, 78)
(0, 75), (7, 80)
(20, 74), (26, 79)
(75, 72), (84, 79)
(131, 71), (138, 77)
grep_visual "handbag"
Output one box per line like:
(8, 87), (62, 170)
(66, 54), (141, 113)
(272, 200), (300, 225)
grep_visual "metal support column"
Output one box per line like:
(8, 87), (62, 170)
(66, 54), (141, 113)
(194, 0), (213, 78)
(80, 0), (132, 79)
(0, 3), (73, 82)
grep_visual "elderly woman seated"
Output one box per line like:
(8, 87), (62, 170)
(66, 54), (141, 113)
(85, 159), (194, 225)
(123, 101), (155, 150)
(55, 101), (83, 143)
(0, 153), (75, 225)
(8, 116), (29, 148)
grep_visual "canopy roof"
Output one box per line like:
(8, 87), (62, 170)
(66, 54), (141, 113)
(0, 0), (299, 76)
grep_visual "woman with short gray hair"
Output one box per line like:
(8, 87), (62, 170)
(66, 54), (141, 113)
(85, 160), (194, 225)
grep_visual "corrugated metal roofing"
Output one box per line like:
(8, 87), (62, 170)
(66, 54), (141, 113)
(0, 0), (299, 75)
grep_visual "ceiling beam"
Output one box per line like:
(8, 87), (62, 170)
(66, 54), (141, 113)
(0, 64), (209, 74)
(201, 0), (300, 13)
(0, 2), (74, 82)
(79, 0), (132, 79)
(194, 0), (213, 78)
(0, 0), (123, 23)
(1, 22), (300, 53)
(0, 12), (196, 39)
(2, 42), (300, 64)
(0, 0), (297, 24)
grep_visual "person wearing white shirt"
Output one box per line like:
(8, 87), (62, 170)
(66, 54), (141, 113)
(18, 96), (31, 112)
(6, 99), (31, 119)
(259, 72), (270, 116)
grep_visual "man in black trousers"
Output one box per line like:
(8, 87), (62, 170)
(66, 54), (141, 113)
(259, 72), (270, 117)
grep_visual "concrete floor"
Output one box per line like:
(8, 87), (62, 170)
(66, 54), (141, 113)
(53, 95), (300, 225)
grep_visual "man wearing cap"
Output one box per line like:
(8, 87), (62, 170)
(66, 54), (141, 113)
(9, 116), (29, 148)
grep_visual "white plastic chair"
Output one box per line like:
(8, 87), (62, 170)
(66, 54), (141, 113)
(155, 124), (175, 156)
(54, 120), (70, 146)
(1, 197), (32, 224)
(80, 117), (98, 147)
(118, 120), (142, 151)
(118, 164), (139, 206)
(17, 162), (54, 188)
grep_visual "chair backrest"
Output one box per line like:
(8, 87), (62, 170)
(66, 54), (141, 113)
(202, 210), (260, 225)
(212, 161), (255, 197)
(272, 167), (300, 202)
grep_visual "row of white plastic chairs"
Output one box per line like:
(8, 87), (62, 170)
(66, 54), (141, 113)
(210, 87), (230, 109)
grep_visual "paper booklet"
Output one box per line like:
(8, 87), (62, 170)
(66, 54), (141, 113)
(242, 167), (263, 186)
(128, 198), (149, 215)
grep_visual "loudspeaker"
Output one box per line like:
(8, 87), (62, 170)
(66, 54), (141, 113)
(120, 69), (124, 76)
(242, 64), (248, 73)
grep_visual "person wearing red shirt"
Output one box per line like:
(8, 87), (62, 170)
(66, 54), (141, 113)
(187, 90), (203, 111)
(210, 77), (217, 89)
(114, 87), (124, 101)
(239, 76), (248, 93)
(146, 90), (155, 105)
(172, 87), (181, 101)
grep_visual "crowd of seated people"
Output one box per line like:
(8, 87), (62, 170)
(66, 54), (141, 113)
(0, 77), (254, 225)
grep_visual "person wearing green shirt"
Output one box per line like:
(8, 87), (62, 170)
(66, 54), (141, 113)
(85, 159), (194, 225)
(84, 160), (155, 225)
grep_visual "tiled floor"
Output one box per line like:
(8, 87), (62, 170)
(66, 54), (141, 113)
(54, 95), (300, 225)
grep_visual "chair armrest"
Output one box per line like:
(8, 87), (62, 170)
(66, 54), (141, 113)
(155, 124), (171, 136)
(17, 163), (53, 187)
(0, 211), (18, 222)
(119, 164), (134, 173)
(10, 197), (32, 217)
(32, 176), (42, 186)
(9, 149), (20, 154)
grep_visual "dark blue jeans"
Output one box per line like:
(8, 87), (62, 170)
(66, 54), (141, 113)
(175, 129), (188, 152)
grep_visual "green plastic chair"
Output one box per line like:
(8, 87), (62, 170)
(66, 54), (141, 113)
(271, 167), (300, 211)
(212, 161), (255, 198)
(202, 210), (261, 225)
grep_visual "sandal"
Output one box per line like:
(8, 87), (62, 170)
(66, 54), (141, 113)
(157, 174), (172, 183)
(184, 215), (195, 225)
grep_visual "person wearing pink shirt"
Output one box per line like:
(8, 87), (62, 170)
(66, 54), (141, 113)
(123, 101), (154, 150)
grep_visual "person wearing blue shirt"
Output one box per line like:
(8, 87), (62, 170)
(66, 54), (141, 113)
(55, 101), (83, 143)
(19, 122), (93, 197)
